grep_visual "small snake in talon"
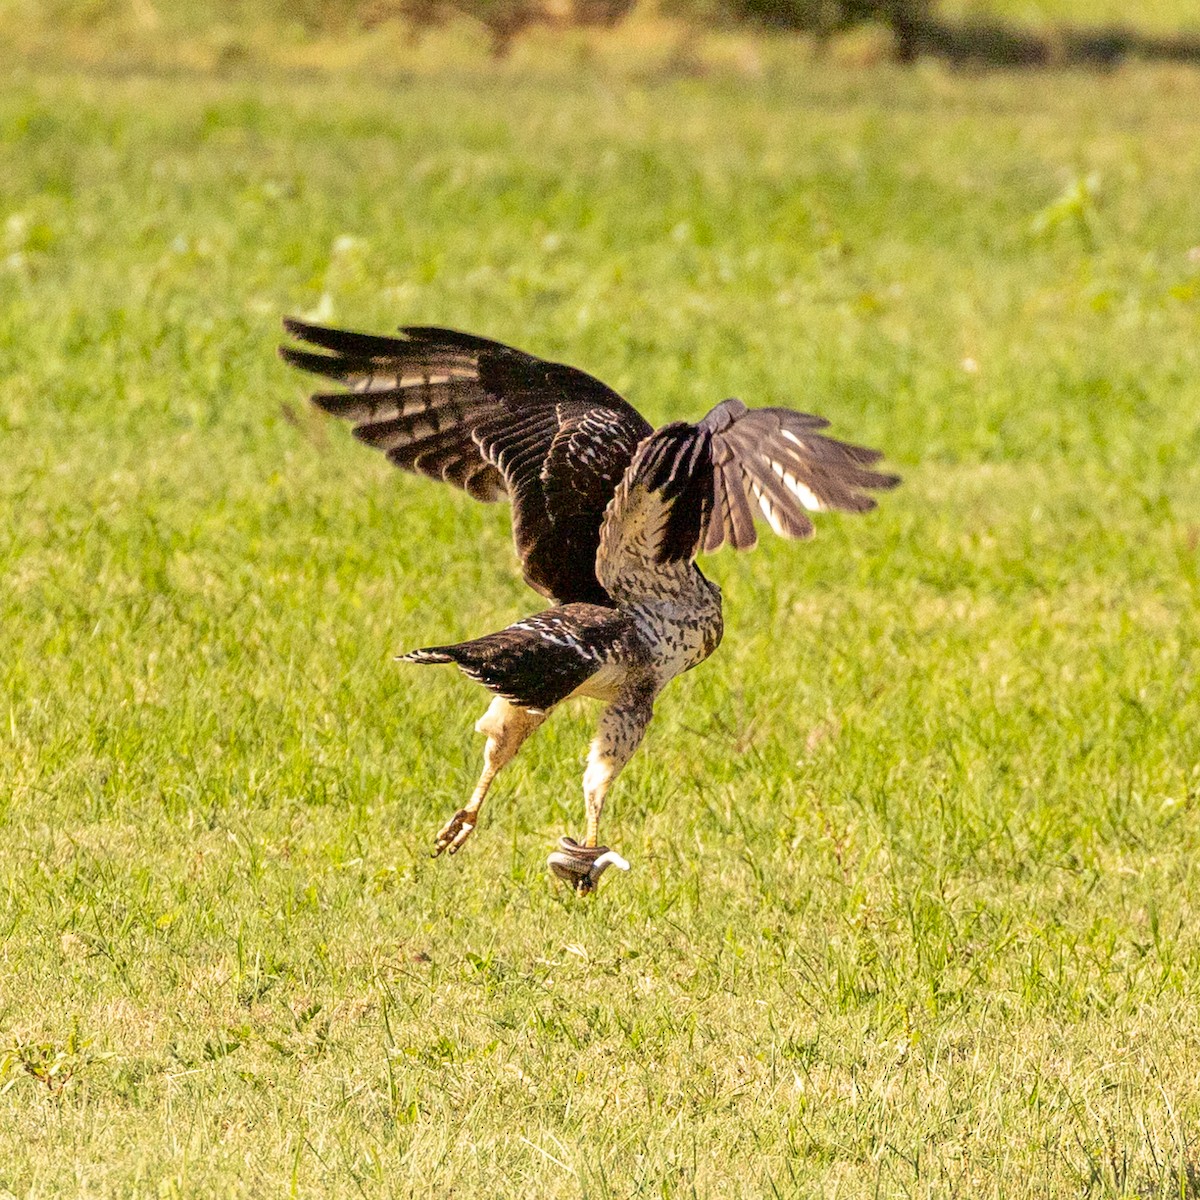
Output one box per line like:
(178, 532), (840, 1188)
(547, 837), (630, 893)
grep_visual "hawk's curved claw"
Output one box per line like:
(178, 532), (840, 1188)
(432, 808), (478, 857)
(547, 836), (630, 894)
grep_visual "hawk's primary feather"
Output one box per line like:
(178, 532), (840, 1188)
(279, 319), (652, 605)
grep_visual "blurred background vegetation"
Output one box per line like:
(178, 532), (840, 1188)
(4, 0), (1198, 69)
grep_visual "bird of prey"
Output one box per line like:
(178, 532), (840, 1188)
(280, 319), (899, 892)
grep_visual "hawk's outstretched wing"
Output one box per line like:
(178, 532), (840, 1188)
(279, 320), (653, 606)
(597, 397), (898, 600)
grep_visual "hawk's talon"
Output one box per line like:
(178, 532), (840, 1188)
(547, 836), (630, 893)
(432, 808), (477, 857)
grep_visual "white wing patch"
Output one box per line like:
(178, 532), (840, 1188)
(766, 456), (824, 512)
(748, 480), (790, 537)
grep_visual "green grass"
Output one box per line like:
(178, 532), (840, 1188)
(3, 49), (1200, 1197)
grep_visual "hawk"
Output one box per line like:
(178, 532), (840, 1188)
(280, 319), (899, 891)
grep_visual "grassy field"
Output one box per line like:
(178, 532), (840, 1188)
(3, 41), (1200, 1199)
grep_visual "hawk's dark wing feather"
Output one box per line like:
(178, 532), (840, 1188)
(597, 397), (898, 594)
(689, 398), (898, 558)
(279, 319), (653, 605)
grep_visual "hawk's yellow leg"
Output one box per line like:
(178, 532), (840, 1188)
(548, 681), (654, 892)
(433, 696), (544, 856)
(582, 681), (655, 848)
